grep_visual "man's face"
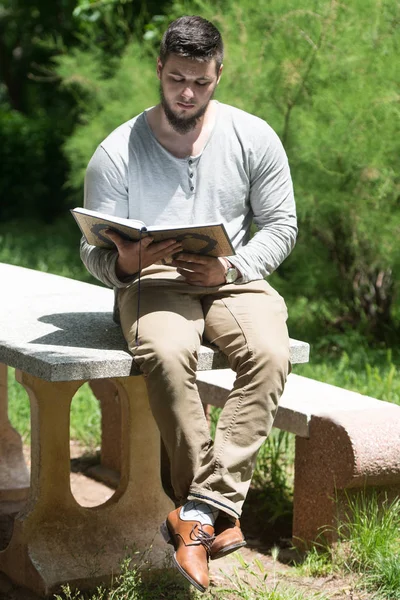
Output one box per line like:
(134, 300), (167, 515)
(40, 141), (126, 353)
(157, 54), (222, 134)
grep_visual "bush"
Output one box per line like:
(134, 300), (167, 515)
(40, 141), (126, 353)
(0, 109), (68, 221)
(55, 0), (400, 335)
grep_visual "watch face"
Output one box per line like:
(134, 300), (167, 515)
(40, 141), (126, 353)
(225, 266), (238, 283)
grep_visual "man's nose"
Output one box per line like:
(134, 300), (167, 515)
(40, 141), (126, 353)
(181, 86), (194, 101)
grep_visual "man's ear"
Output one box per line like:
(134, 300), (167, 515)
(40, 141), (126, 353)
(216, 63), (223, 85)
(157, 57), (163, 80)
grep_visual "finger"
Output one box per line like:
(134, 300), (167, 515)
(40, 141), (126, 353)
(147, 239), (181, 254)
(172, 260), (205, 273)
(103, 229), (130, 251)
(165, 244), (184, 256)
(104, 230), (152, 246)
(148, 242), (183, 260)
(173, 253), (209, 264)
(176, 267), (205, 280)
(104, 228), (142, 244)
(104, 231), (154, 257)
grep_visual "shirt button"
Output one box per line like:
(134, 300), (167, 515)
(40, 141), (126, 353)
(190, 186), (194, 192)
(189, 173), (194, 178)
(188, 159), (193, 165)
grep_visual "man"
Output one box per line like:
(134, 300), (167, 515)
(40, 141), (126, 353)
(81, 15), (297, 593)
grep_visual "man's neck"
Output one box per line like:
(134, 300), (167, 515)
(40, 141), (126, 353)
(147, 100), (217, 159)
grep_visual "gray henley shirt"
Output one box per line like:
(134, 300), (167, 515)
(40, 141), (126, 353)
(81, 101), (297, 288)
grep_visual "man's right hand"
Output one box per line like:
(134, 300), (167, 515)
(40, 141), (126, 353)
(103, 229), (183, 279)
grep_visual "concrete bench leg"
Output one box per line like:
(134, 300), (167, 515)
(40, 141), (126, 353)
(0, 364), (29, 502)
(293, 406), (400, 547)
(0, 372), (173, 596)
(89, 380), (121, 487)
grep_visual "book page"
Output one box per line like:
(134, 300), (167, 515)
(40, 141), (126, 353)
(149, 224), (234, 257)
(73, 212), (146, 248)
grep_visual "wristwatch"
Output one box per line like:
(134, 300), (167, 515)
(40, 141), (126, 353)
(224, 261), (239, 284)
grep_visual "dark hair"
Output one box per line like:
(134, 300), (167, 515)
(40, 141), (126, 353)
(159, 16), (224, 72)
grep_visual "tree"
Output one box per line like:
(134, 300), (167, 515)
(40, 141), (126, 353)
(215, 0), (400, 335)
(0, 0), (171, 220)
(56, 0), (400, 334)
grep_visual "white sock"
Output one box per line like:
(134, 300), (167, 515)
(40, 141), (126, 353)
(180, 500), (219, 527)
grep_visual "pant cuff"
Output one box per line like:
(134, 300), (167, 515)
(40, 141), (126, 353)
(187, 489), (241, 520)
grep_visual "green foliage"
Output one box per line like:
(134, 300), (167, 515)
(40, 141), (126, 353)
(338, 492), (400, 577)
(8, 369), (101, 447)
(72, 0), (171, 55)
(1, 0), (399, 334)
(54, 556), (197, 599)
(7, 369), (31, 442)
(0, 217), (95, 281)
(0, 0), (172, 220)
(250, 430), (295, 525)
(52, 0), (400, 334)
(57, 41), (159, 201)
(295, 545), (334, 579)
(0, 110), (70, 221)
(366, 552), (400, 600)
(70, 384), (102, 449)
(0, 1), (77, 219)
(294, 347), (400, 407)
(0, 0), (76, 112)
(297, 491), (400, 600)
(215, 0), (400, 332)
(213, 552), (329, 599)
(53, 552), (330, 600)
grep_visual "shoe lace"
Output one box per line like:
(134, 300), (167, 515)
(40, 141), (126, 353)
(190, 524), (216, 555)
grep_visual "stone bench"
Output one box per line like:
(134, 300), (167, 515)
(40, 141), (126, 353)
(197, 368), (400, 547)
(0, 262), (309, 595)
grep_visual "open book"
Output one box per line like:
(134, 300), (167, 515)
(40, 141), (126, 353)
(71, 207), (235, 257)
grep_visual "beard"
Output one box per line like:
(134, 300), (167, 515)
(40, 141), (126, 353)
(159, 83), (215, 135)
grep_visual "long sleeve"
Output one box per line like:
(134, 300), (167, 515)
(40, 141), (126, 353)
(80, 145), (136, 289)
(228, 127), (297, 283)
(79, 106), (297, 287)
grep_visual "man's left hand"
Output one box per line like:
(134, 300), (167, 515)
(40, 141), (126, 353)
(172, 254), (226, 286)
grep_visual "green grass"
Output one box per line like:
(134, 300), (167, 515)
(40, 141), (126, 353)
(8, 368), (101, 449)
(297, 491), (400, 600)
(53, 553), (330, 600)
(50, 490), (400, 600)
(8, 369), (31, 442)
(293, 348), (400, 406)
(0, 215), (96, 284)
(249, 429), (295, 527)
(213, 551), (329, 600)
(53, 557), (195, 600)
(340, 492), (400, 599)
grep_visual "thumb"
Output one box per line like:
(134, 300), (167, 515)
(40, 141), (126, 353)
(103, 229), (126, 251)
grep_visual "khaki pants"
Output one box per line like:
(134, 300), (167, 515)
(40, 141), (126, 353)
(118, 277), (290, 519)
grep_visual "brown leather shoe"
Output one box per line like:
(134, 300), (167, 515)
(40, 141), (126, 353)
(161, 507), (215, 593)
(210, 516), (246, 560)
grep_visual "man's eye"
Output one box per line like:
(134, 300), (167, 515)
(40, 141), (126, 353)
(196, 81), (208, 86)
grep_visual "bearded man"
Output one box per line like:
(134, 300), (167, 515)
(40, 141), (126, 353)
(81, 15), (297, 593)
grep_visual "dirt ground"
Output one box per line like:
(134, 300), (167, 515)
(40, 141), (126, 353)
(0, 445), (372, 600)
